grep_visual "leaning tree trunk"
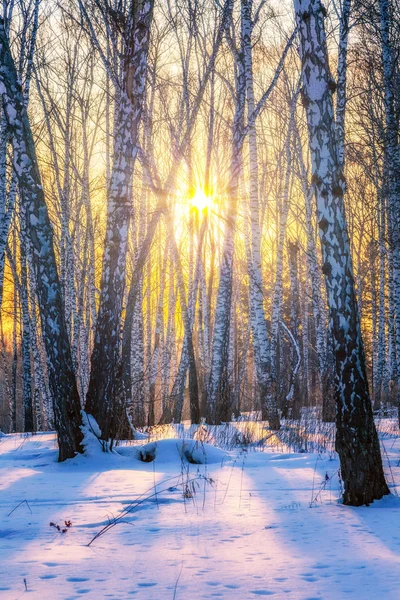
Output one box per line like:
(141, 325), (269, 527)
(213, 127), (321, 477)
(294, 0), (389, 505)
(0, 16), (82, 460)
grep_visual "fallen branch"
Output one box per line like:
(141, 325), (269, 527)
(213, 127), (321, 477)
(8, 499), (32, 517)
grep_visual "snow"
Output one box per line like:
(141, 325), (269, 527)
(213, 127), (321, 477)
(0, 429), (400, 598)
(136, 438), (229, 465)
(80, 412), (107, 458)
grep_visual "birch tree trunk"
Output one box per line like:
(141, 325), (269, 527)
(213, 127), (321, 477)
(207, 93), (244, 423)
(85, 0), (154, 440)
(6, 233), (34, 433)
(207, 7), (247, 424)
(294, 125), (333, 417)
(25, 226), (52, 431)
(387, 203), (398, 386)
(0, 16), (82, 460)
(19, 226), (33, 432)
(376, 197), (387, 406)
(11, 228), (17, 433)
(165, 210), (200, 424)
(335, 0), (351, 171)
(287, 240), (302, 417)
(294, 0), (389, 505)
(242, 0), (280, 429)
(270, 88), (300, 403)
(378, 0), (400, 425)
(0, 120), (15, 312)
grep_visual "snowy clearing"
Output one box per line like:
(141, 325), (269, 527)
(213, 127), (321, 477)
(0, 429), (400, 599)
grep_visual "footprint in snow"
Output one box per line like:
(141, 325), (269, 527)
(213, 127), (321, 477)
(224, 584), (239, 589)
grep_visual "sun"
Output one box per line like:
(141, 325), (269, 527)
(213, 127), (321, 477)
(190, 187), (213, 214)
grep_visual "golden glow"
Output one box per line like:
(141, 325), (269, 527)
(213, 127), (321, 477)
(190, 187), (214, 214)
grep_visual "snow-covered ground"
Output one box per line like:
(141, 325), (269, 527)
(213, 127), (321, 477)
(1, 428), (400, 599)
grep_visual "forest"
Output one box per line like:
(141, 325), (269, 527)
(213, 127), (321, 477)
(0, 0), (399, 525)
(1, 0), (400, 597)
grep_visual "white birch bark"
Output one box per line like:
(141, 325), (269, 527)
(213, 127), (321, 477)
(0, 16), (83, 460)
(242, 0), (280, 428)
(85, 0), (155, 440)
(335, 0), (351, 171)
(378, 0), (400, 423)
(270, 101), (296, 390)
(295, 0), (389, 504)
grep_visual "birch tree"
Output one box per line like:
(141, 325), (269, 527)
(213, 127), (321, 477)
(0, 15), (83, 460)
(378, 0), (400, 424)
(294, 0), (389, 504)
(83, 0), (155, 441)
(242, 0), (280, 429)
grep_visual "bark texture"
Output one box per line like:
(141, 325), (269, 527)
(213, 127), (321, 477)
(294, 0), (389, 505)
(0, 16), (82, 460)
(378, 0), (400, 425)
(85, 0), (154, 440)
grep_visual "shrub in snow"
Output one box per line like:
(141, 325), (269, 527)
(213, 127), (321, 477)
(137, 438), (227, 465)
(138, 442), (157, 462)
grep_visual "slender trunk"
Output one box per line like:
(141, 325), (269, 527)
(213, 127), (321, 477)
(20, 232), (33, 432)
(370, 240), (378, 407)
(335, 0), (351, 171)
(295, 126), (329, 413)
(208, 19), (246, 424)
(130, 274), (146, 427)
(270, 105), (295, 402)
(164, 211), (200, 423)
(25, 229), (52, 431)
(11, 229), (17, 433)
(378, 0), (400, 425)
(287, 240), (302, 418)
(243, 0), (280, 428)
